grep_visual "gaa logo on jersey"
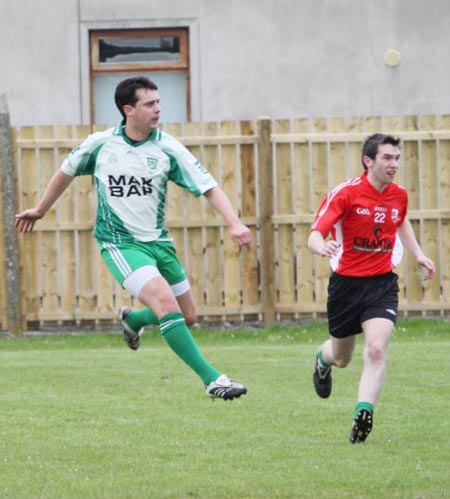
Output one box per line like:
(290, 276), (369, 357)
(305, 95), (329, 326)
(391, 208), (399, 221)
(147, 157), (158, 170)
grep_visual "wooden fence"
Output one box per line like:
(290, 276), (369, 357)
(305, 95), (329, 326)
(2, 115), (450, 332)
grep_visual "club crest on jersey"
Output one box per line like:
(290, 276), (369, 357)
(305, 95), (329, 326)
(147, 157), (158, 170)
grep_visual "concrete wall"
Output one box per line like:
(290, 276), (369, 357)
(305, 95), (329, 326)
(1, 0), (449, 126)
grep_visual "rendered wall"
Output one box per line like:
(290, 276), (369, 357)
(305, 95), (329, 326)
(1, 0), (449, 125)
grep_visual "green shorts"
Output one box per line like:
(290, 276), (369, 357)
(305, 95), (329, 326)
(98, 239), (187, 288)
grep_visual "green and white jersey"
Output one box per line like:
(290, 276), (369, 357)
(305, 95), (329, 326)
(61, 122), (218, 243)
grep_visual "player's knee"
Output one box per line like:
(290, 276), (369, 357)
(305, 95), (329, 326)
(365, 343), (385, 364)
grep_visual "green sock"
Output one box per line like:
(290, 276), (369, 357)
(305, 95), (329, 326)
(126, 308), (159, 331)
(355, 401), (374, 416)
(317, 349), (329, 368)
(159, 312), (220, 386)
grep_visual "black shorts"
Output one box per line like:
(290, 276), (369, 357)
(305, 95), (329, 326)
(327, 272), (399, 339)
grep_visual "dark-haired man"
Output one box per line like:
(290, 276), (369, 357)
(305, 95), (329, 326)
(308, 133), (435, 442)
(16, 76), (251, 401)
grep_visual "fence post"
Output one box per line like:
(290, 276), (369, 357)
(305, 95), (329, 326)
(258, 118), (276, 326)
(0, 95), (23, 335)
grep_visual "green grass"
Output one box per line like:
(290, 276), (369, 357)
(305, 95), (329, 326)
(0, 320), (449, 498)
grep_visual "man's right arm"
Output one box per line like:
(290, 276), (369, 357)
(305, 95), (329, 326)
(15, 169), (74, 233)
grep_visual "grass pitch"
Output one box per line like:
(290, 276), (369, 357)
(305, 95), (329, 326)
(0, 320), (448, 498)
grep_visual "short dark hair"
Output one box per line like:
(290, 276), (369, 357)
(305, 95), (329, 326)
(361, 133), (401, 170)
(114, 76), (158, 119)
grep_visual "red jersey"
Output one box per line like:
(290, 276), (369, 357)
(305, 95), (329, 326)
(311, 172), (408, 277)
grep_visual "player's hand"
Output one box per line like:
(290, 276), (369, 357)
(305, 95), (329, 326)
(320, 240), (341, 258)
(229, 223), (252, 247)
(417, 255), (435, 280)
(15, 208), (44, 233)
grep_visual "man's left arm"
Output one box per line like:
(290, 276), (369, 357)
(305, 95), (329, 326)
(397, 218), (435, 280)
(203, 186), (251, 247)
